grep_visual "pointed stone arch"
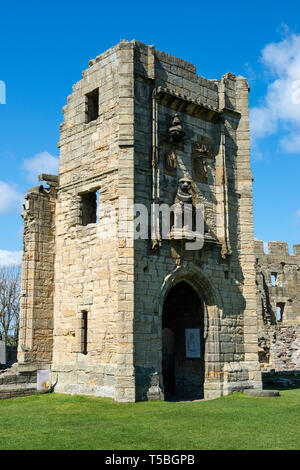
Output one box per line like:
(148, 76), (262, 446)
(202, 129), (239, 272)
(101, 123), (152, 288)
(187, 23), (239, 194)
(156, 262), (224, 400)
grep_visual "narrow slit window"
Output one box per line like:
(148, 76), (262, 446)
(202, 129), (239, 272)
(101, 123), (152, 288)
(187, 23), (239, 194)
(86, 88), (99, 123)
(82, 311), (88, 355)
(271, 273), (277, 286)
(276, 303), (284, 322)
(96, 190), (100, 223)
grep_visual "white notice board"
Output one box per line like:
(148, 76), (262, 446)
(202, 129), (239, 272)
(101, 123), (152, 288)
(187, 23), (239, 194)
(37, 370), (51, 392)
(185, 328), (201, 358)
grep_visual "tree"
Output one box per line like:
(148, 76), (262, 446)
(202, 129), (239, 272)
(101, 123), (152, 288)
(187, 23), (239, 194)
(0, 266), (21, 346)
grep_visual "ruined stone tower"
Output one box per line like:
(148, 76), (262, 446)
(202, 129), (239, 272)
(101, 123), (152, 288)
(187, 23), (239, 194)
(255, 241), (300, 372)
(17, 40), (262, 401)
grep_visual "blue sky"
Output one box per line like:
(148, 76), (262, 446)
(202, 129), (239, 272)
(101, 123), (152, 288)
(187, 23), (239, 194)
(0, 0), (300, 264)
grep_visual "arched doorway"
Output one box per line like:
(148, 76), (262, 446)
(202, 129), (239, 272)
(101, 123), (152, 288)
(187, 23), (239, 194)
(162, 281), (205, 400)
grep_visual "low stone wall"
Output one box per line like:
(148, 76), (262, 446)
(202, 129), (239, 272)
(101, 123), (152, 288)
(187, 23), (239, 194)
(0, 383), (36, 400)
(0, 364), (37, 400)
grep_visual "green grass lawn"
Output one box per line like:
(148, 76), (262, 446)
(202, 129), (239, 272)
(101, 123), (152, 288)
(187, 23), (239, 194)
(0, 390), (300, 450)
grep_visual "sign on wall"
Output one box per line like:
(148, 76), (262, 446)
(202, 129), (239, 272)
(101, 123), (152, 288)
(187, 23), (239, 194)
(185, 329), (201, 358)
(37, 370), (51, 392)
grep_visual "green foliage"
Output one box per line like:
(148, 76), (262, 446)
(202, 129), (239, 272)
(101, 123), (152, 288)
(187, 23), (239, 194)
(0, 390), (299, 450)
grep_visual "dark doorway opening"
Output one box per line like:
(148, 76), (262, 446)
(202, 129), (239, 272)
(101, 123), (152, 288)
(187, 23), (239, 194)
(162, 281), (205, 400)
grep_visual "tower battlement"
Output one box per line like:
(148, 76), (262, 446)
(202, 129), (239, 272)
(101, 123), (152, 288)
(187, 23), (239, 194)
(255, 240), (300, 261)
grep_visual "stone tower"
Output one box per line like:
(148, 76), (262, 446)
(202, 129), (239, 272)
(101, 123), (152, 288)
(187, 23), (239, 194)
(17, 40), (262, 401)
(255, 240), (300, 371)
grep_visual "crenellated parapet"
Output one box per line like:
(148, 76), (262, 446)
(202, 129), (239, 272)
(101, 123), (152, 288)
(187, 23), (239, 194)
(255, 240), (300, 263)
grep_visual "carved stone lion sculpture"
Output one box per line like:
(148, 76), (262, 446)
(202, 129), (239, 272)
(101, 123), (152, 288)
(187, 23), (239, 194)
(175, 177), (193, 204)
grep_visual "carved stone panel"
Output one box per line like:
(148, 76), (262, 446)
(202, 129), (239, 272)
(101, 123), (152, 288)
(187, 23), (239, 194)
(192, 136), (214, 184)
(195, 135), (214, 158)
(164, 150), (177, 176)
(192, 154), (208, 184)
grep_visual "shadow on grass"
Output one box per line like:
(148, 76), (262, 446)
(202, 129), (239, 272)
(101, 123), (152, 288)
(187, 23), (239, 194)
(163, 394), (204, 402)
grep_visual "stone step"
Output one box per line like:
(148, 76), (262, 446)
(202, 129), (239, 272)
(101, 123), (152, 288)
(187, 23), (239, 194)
(0, 383), (36, 400)
(243, 389), (280, 397)
(0, 374), (36, 386)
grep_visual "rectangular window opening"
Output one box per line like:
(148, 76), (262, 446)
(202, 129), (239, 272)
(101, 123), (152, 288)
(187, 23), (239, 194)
(271, 273), (277, 286)
(80, 189), (100, 226)
(86, 88), (99, 123)
(276, 303), (284, 322)
(82, 311), (88, 355)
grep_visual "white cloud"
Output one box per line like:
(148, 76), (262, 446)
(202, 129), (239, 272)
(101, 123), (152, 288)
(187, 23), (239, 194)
(280, 134), (300, 153)
(0, 250), (22, 267)
(0, 182), (23, 214)
(250, 32), (300, 153)
(23, 151), (59, 184)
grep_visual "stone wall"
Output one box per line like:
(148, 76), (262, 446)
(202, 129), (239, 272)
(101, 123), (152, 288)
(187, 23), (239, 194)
(131, 42), (260, 400)
(255, 240), (300, 371)
(18, 181), (56, 366)
(51, 41), (136, 401)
